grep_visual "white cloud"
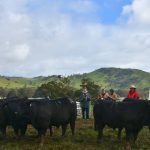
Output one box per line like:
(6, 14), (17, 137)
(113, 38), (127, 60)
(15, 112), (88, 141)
(0, 0), (150, 77)
(122, 0), (150, 25)
(13, 44), (30, 60)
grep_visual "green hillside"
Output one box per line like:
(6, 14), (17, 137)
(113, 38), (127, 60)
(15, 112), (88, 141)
(84, 68), (150, 89)
(69, 68), (150, 89)
(0, 68), (150, 89)
(0, 76), (33, 89)
(0, 75), (61, 89)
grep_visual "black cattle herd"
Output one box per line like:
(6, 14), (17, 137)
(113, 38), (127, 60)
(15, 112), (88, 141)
(0, 97), (76, 140)
(0, 97), (150, 147)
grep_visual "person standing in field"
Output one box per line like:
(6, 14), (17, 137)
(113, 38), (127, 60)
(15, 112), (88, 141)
(80, 88), (91, 119)
(127, 85), (140, 99)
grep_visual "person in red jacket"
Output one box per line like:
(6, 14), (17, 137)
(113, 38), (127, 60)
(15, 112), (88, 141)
(127, 85), (140, 99)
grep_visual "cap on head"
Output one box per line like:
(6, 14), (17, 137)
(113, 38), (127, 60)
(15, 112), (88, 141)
(130, 85), (136, 89)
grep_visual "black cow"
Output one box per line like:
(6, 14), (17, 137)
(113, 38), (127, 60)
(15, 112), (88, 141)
(93, 100), (123, 141)
(0, 97), (30, 138)
(29, 97), (77, 143)
(119, 99), (150, 142)
(93, 99), (150, 143)
(0, 100), (7, 138)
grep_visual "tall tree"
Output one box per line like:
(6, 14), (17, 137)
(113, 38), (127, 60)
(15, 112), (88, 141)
(34, 79), (74, 99)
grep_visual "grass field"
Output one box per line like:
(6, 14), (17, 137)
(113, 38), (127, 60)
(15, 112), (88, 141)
(0, 119), (150, 150)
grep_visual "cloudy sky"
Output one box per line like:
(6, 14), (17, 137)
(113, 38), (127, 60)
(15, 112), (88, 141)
(0, 0), (150, 77)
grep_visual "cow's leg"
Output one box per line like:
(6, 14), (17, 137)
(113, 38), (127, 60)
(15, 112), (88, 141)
(14, 127), (19, 138)
(94, 121), (97, 130)
(38, 129), (47, 146)
(62, 124), (67, 136)
(133, 128), (141, 143)
(37, 131), (41, 137)
(40, 134), (45, 147)
(70, 120), (75, 135)
(125, 129), (132, 150)
(125, 142), (131, 150)
(1, 126), (7, 139)
(81, 108), (85, 119)
(38, 129), (47, 136)
(133, 131), (138, 143)
(148, 126), (150, 133)
(20, 125), (27, 137)
(94, 118), (98, 130)
(49, 125), (53, 137)
(118, 127), (122, 141)
(86, 108), (89, 119)
(97, 124), (105, 142)
(125, 128), (132, 141)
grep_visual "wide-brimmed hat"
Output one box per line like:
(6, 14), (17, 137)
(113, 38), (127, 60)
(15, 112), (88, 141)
(130, 85), (136, 89)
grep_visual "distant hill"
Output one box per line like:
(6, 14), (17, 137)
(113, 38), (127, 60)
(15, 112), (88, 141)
(0, 68), (150, 89)
(69, 68), (150, 89)
(0, 75), (60, 89)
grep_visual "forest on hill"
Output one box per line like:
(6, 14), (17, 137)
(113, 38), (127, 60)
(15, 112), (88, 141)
(0, 68), (149, 99)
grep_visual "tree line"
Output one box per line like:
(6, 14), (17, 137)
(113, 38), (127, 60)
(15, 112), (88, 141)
(0, 77), (149, 100)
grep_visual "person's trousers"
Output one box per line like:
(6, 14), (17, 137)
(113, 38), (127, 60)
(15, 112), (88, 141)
(81, 107), (89, 119)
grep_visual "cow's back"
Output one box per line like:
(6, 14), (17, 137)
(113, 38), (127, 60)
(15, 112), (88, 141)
(117, 100), (150, 127)
(29, 97), (77, 127)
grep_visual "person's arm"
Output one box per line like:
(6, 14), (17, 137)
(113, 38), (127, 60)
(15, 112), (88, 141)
(79, 96), (83, 102)
(135, 91), (140, 99)
(87, 94), (91, 101)
(113, 93), (118, 100)
(105, 93), (109, 99)
(108, 94), (115, 100)
(127, 92), (130, 98)
(107, 94), (112, 98)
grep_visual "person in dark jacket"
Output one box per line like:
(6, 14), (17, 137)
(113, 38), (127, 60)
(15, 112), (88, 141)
(80, 88), (90, 119)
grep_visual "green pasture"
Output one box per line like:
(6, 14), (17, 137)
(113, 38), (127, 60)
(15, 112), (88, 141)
(0, 119), (150, 150)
